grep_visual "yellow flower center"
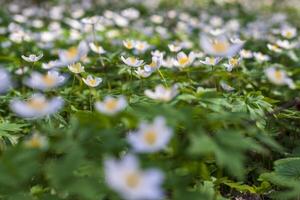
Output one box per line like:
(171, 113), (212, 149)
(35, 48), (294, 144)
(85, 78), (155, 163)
(212, 40), (229, 53)
(66, 47), (78, 59)
(136, 43), (145, 50)
(27, 137), (42, 148)
(209, 57), (215, 65)
(144, 130), (157, 145)
(129, 57), (137, 64)
(178, 57), (189, 65)
(105, 99), (118, 111)
(42, 74), (56, 86)
(229, 58), (238, 66)
(125, 42), (133, 49)
(125, 172), (141, 188)
(27, 98), (47, 111)
(88, 79), (97, 86)
(274, 70), (283, 80)
(285, 31), (293, 38)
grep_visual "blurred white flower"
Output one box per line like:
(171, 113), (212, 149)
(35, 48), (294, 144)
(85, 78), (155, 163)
(15, 66), (29, 75)
(281, 27), (297, 39)
(82, 75), (102, 87)
(127, 116), (172, 153)
(224, 57), (241, 71)
(145, 84), (178, 102)
(168, 43), (182, 52)
(58, 41), (89, 65)
(81, 16), (100, 25)
(200, 57), (222, 66)
(200, 34), (244, 57)
(220, 81), (235, 92)
(89, 42), (106, 54)
(68, 63), (85, 74)
(42, 60), (64, 70)
(240, 49), (253, 59)
(121, 56), (144, 67)
(144, 56), (163, 72)
(24, 70), (66, 91)
(135, 67), (152, 78)
(267, 44), (282, 53)
(123, 40), (136, 49)
(0, 68), (12, 93)
(24, 133), (48, 149)
(10, 93), (64, 119)
(276, 40), (297, 50)
(265, 67), (295, 89)
(253, 52), (270, 62)
(174, 51), (195, 68)
(134, 41), (150, 53)
(104, 154), (164, 200)
(21, 54), (43, 62)
(95, 96), (127, 115)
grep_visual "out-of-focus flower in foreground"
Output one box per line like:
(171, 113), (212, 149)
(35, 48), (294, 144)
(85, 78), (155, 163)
(104, 154), (164, 200)
(145, 84), (178, 102)
(127, 116), (173, 153)
(95, 96), (127, 115)
(24, 70), (66, 90)
(10, 93), (64, 119)
(265, 67), (295, 89)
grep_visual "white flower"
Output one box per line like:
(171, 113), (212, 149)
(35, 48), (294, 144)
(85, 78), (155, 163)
(267, 44), (282, 53)
(174, 51), (195, 68)
(281, 27), (297, 39)
(276, 40), (297, 50)
(223, 57), (241, 72)
(230, 37), (245, 44)
(21, 53), (43, 62)
(145, 84), (178, 102)
(265, 67), (295, 89)
(95, 96), (127, 115)
(144, 56), (163, 72)
(121, 56), (144, 67)
(253, 52), (270, 62)
(220, 81), (235, 92)
(168, 44), (182, 52)
(89, 42), (106, 54)
(24, 133), (48, 149)
(81, 16), (100, 25)
(10, 93), (64, 119)
(15, 66), (29, 75)
(162, 57), (176, 68)
(104, 154), (164, 200)
(151, 50), (164, 59)
(82, 75), (102, 87)
(123, 40), (136, 49)
(24, 70), (66, 91)
(42, 60), (64, 70)
(68, 63), (85, 74)
(200, 34), (244, 57)
(0, 68), (12, 93)
(58, 41), (89, 65)
(239, 49), (253, 59)
(127, 116), (173, 153)
(135, 67), (152, 78)
(200, 57), (222, 66)
(134, 41), (150, 53)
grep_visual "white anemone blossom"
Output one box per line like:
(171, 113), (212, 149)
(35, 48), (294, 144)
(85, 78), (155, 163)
(21, 53), (43, 62)
(0, 68), (12, 93)
(144, 55), (163, 72)
(121, 56), (144, 67)
(127, 116), (173, 153)
(104, 154), (164, 200)
(265, 67), (295, 89)
(145, 84), (178, 102)
(95, 96), (127, 115)
(24, 70), (66, 91)
(89, 42), (106, 54)
(135, 67), (152, 78)
(174, 51), (195, 68)
(58, 41), (89, 65)
(200, 34), (244, 57)
(82, 75), (102, 87)
(10, 93), (64, 119)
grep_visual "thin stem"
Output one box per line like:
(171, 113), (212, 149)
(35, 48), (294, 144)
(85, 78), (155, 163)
(89, 88), (93, 111)
(158, 69), (168, 87)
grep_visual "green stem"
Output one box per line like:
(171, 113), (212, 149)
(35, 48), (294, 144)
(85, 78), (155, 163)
(158, 69), (168, 87)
